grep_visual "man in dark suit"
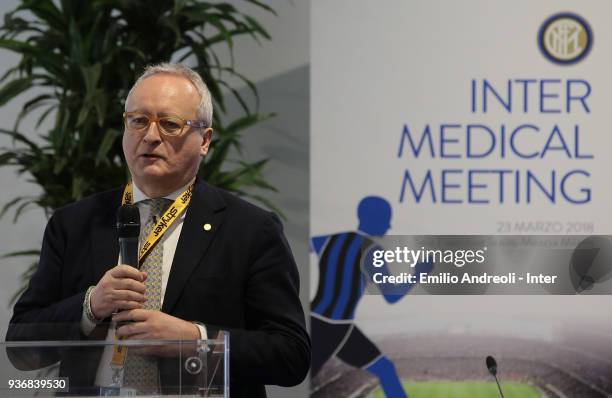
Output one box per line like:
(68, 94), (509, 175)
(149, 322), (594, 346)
(6, 63), (310, 397)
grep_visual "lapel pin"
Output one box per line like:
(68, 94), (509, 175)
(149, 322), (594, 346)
(203, 223), (212, 231)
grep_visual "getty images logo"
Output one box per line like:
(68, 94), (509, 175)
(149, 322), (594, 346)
(538, 12), (593, 65)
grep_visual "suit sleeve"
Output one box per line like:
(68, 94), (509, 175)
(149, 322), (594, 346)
(208, 213), (311, 387)
(5, 211), (88, 369)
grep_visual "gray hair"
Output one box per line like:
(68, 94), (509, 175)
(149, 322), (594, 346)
(125, 63), (213, 127)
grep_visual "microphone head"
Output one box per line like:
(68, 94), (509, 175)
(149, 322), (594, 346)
(486, 356), (497, 376)
(117, 204), (140, 238)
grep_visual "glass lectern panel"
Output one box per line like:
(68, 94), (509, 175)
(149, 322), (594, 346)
(1, 327), (228, 397)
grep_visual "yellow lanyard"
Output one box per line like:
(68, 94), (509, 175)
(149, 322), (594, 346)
(111, 181), (193, 370)
(122, 181), (193, 262)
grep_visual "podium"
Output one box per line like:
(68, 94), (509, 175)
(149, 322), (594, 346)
(1, 333), (229, 397)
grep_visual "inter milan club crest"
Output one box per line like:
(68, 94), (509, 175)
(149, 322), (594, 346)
(538, 12), (593, 65)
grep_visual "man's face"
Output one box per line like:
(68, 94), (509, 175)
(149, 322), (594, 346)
(123, 74), (212, 191)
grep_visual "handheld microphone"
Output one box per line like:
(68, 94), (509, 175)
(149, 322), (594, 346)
(117, 204), (140, 269)
(486, 356), (505, 398)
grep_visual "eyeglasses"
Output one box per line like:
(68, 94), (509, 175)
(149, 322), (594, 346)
(123, 111), (208, 137)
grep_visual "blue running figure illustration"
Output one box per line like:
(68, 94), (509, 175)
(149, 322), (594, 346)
(310, 196), (432, 398)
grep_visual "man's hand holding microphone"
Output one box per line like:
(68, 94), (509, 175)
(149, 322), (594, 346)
(90, 265), (147, 320)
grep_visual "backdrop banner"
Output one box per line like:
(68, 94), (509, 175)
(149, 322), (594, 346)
(311, 1), (612, 397)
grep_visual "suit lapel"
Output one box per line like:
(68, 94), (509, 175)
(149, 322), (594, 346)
(90, 190), (122, 284)
(162, 179), (227, 314)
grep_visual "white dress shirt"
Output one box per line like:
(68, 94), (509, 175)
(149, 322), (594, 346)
(79, 178), (206, 386)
